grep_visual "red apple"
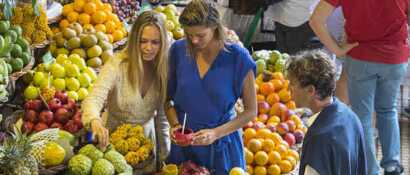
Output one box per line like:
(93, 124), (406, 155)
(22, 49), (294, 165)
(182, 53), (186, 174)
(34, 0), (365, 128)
(252, 121), (265, 130)
(243, 121), (254, 129)
(64, 120), (79, 133)
(63, 98), (76, 110)
(258, 101), (271, 114)
(277, 122), (289, 135)
(286, 120), (296, 132)
(55, 108), (70, 124)
(50, 122), (63, 129)
(73, 111), (83, 129)
(22, 122), (34, 134)
(24, 110), (38, 123)
(48, 98), (62, 111)
(284, 133), (296, 146)
(257, 114), (269, 123)
(294, 130), (305, 143)
(34, 122), (48, 132)
(54, 91), (68, 104)
(24, 100), (43, 112)
(39, 110), (54, 125)
(281, 109), (295, 122)
(266, 123), (277, 133)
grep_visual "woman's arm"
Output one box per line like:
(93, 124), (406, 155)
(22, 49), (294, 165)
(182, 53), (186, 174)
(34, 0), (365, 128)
(154, 107), (171, 161)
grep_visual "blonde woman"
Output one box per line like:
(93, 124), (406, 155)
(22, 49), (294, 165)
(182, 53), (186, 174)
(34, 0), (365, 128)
(81, 11), (170, 173)
(165, 0), (257, 174)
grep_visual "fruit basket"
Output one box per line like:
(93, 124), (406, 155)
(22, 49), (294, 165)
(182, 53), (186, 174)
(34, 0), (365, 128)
(39, 165), (66, 175)
(31, 40), (51, 49)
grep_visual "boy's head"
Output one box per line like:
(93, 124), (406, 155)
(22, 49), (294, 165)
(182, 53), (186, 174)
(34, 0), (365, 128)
(286, 50), (337, 108)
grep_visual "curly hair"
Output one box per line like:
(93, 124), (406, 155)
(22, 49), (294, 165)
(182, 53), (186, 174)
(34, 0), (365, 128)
(285, 50), (336, 100)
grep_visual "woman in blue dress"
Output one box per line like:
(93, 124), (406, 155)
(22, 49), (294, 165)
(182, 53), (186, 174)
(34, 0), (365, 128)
(164, 0), (257, 174)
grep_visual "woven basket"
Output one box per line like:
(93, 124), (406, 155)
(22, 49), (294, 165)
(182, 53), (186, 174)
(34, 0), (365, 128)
(31, 40), (50, 49)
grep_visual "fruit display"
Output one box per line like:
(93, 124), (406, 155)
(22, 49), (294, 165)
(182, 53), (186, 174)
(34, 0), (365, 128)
(49, 22), (115, 67)
(154, 4), (185, 40)
(10, 3), (53, 44)
(0, 58), (9, 102)
(109, 124), (154, 166)
(23, 53), (98, 101)
(67, 144), (133, 175)
(22, 92), (83, 134)
(58, 0), (128, 43)
(253, 50), (290, 75)
(178, 161), (211, 175)
(242, 71), (307, 174)
(0, 20), (33, 73)
(229, 167), (246, 175)
(102, 0), (140, 23)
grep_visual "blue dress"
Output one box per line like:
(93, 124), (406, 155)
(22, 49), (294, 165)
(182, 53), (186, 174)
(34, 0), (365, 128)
(167, 40), (256, 174)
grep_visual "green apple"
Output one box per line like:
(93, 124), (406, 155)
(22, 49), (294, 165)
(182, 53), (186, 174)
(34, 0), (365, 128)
(67, 91), (78, 101)
(83, 67), (97, 81)
(56, 54), (68, 65)
(69, 53), (86, 70)
(24, 85), (39, 100)
(33, 71), (45, 86)
(39, 75), (51, 89)
(77, 88), (89, 100)
(50, 63), (65, 78)
(53, 78), (66, 91)
(87, 84), (94, 92)
(66, 77), (80, 91)
(64, 63), (80, 77)
(77, 73), (91, 88)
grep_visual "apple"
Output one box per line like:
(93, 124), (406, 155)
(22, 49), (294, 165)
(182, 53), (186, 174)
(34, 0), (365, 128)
(54, 91), (68, 104)
(257, 114), (269, 123)
(294, 130), (305, 143)
(73, 111), (83, 129)
(64, 120), (79, 133)
(266, 123), (277, 133)
(63, 98), (76, 110)
(284, 133), (296, 147)
(277, 122), (289, 135)
(24, 110), (38, 123)
(55, 108), (70, 124)
(50, 122), (63, 129)
(252, 121), (265, 130)
(39, 110), (54, 125)
(281, 109), (295, 122)
(270, 103), (287, 117)
(34, 122), (48, 132)
(22, 122), (34, 134)
(48, 98), (62, 111)
(258, 101), (270, 114)
(24, 99), (43, 112)
(173, 128), (194, 145)
(286, 120), (296, 132)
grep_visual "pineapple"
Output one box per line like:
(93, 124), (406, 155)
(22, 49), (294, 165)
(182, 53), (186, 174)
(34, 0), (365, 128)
(0, 127), (39, 175)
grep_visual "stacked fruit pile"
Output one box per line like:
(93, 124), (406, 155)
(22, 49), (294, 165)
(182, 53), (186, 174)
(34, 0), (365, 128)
(59, 0), (127, 43)
(154, 4), (184, 40)
(242, 71), (307, 174)
(0, 20), (32, 73)
(0, 59), (9, 102)
(9, 3), (53, 44)
(110, 124), (154, 167)
(23, 53), (98, 101)
(68, 144), (133, 174)
(50, 22), (114, 68)
(102, 0), (140, 23)
(253, 50), (289, 75)
(22, 91), (83, 135)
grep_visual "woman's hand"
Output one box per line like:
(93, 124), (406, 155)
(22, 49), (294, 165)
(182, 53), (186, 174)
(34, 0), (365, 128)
(192, 129), (219, 146)
(91, 119), (109, 151)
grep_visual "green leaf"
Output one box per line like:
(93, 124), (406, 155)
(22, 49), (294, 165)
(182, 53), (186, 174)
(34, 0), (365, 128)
(42, 51), (54, 64)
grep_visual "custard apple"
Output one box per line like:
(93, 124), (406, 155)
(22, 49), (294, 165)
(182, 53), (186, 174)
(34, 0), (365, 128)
(104, 150), (129, 173)
(92, 159), (115, 175)
(68, 154), (92, 175)
(79, 144), (104, 162)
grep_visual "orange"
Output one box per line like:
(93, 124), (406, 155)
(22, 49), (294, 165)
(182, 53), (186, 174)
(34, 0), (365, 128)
(269, 103), (287, 117)
(246, 165), (253, 174)
(260, 82), (275, 96)
(268, 151), (281, 164)
(102, 3), (112, 12)
(278, 89), (291, 103)
(91, 0), (104, 10)
(62, 3), (74, 17)
(73, 0), (86, 12)
(267, 115), (280, 125)
(105, 21), (116, 34)
(255, 128), (271, 139)
(83, 24), (94, 31)
(275, 144), (288, 158)
(78, 13), (91, 25)
(286, 100), (296, 109)
(95, 24), (106, 33)
(283, 80), (290, 90)
(287, 149), (300, 161)
(254, 151), (269, 166)
(247, 139), (262, 153)
(285, 155), (296, 169)
(67, 11), (79, 22)
(272, 72), (284, 81)
(270, 79), (283, 91)
(112, 30), (124, 42)
(266, 93), (280, 106)
(244, 148), (254, 165)
(279, 160), (293, 173)
(257, 94), (265, 102)
(83, 2), (97, 15)
(262, 139), (275, 152)
(92, 11), (107, 24)
(243, 128), (257, 141)
(267, 164), (281, 175)
(59, 19), (70, 29)
(106, 34), (114, 43)
(254, 166), (267, 175)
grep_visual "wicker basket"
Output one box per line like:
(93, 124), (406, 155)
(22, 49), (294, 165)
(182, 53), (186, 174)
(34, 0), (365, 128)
(39, 165), (66, 175)
(31, 40), (50, 49)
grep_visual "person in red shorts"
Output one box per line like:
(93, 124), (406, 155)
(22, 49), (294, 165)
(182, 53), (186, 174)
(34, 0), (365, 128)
(309, 1), (409, 175)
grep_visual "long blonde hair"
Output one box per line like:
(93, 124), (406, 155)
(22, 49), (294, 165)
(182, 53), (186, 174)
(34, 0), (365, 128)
(179, 0), (226, 56)
(123, 11), (169, 104)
